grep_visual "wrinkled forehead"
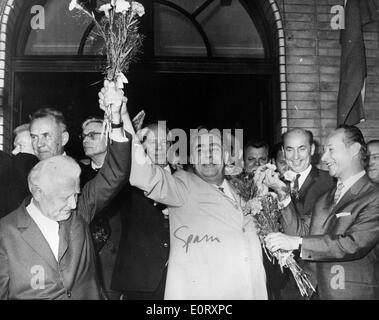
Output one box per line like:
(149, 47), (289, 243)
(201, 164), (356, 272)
(284, 131), (311, 147)
(368, 142), (379, 154)
(30, 116), (59, 134)
(83, 121), (103, 133)
(40, 174), (80, 194)
(191, 133), (222, 151)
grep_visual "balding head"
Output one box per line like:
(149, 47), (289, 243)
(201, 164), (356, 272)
(282, 128), (315, 173)
(28, 155), (81, 221)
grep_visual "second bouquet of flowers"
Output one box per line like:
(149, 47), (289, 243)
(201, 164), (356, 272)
(228, 164), (315, 297)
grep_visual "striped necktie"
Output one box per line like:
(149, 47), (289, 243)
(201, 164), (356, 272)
(333, 181), (344, 206)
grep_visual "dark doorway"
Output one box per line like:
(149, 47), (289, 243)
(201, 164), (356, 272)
(15, 71), (272, 159)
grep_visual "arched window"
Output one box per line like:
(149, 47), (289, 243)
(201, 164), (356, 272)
(22, 0), (265, 59)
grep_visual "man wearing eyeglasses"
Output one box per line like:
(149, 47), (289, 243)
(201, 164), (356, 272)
(367, 140), (379, 184)
(79, 117), (122, 299)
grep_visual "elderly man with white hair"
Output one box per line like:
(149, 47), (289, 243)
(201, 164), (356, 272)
(0, 85), (132, 300)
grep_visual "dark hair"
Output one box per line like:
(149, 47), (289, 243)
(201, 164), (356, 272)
(271, 142), (284, 159)
(282, 128), (314, 146)
(81, 117), (104, 131)
(30, 108), (67, 133)
(243, 139), (269, 155)
(337, 124), (367, 167)
(367, 139), (379, 148)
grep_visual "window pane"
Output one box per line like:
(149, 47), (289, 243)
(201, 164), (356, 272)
(82, 25), (105, 55)
(154, 0), (264, 58)
(154, 3), (207, 57)
(25, 0), (91, 55)
(198, 1), (264, 57)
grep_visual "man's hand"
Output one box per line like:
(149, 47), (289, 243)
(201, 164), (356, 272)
(264, 169), (289, 201)
(265, 232), (302, 251)
(98, 80), (126, 124)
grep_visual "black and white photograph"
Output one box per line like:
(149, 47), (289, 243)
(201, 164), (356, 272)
(1, 0), (379, 309)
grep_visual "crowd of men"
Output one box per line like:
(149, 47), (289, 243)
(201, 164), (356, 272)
(1, 83), (379, 299)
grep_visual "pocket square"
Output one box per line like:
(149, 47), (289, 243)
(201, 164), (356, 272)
(336, 212), (351, 218)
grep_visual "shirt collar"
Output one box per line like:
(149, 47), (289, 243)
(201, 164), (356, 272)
(91, 161), (102, 170)
(298, 165), (312, 188)
(340, 170), (366, 191)
(26, 199), (58, 228)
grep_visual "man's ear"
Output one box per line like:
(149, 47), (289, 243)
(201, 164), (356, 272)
(310, 143), (315, 156)
(31, 185), (43, 202)
(62, 131), (69, 147)
(350, 142), (361, 158)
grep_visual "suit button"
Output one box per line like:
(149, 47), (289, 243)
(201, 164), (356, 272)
(67, 292), (71, 298)
(163, 242), (169, 248)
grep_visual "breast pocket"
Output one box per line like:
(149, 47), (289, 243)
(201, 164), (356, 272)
(332, 214), (355, 234)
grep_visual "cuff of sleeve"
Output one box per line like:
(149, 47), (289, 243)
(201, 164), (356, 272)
(110, 128), (129, 142)
(281, 195), (292, 208)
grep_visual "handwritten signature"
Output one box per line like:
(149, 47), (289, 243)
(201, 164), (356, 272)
(174, 225), (221, 253)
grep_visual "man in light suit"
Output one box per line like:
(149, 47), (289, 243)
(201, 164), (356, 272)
(115, 104), (268, 298)
(279, 129), (335, 299)
(266, 125), (379, 300)
(0, 86), (131, 299)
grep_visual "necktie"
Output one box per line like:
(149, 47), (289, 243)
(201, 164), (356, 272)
(292, 174), (301, 199)
(218, 187), (225, 193)
(333, 181), (344, 206)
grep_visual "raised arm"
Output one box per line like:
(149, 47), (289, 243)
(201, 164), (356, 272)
(77, 81), (132, 224)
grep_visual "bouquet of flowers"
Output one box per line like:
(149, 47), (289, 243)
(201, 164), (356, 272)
(69, 0), (144, 134)
(228, 164), (315, 297)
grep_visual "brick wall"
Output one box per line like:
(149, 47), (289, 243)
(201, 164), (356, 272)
(277, 0), (379, 147)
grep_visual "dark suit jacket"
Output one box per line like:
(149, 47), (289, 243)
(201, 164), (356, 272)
(277, 167), (334, 299)
(111, 185), (170, 294)
(290, 166), (335, 220)
(8, 153), (39, 214)
(0, 151), (12, 218)
(0, 138), (131, 300)
(282, 174), (379, 299)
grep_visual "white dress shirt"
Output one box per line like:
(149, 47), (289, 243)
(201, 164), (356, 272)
(291, 165), (312, 190)
(335, 170), (366, 204)
(214, 179), (235, 200)
(26, 200), (60, 261)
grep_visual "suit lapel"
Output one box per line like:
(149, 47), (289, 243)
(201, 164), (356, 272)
(324, 174), (369, 226)
(58, 221), (69, 263)
(17, 204), (58, 270)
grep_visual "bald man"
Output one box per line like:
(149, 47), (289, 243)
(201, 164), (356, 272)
(279, 128), (334, 299)
(0, 87), (132, 300)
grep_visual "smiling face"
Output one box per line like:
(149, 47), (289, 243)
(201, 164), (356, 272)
(321, 129), (360, 181)
(367, 142), (379, 183)
(283, 130), (314, 173)
(191, 133), (225, 185)
(30, 116), (68, 160)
